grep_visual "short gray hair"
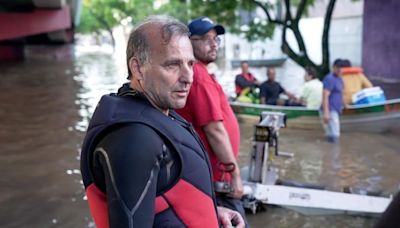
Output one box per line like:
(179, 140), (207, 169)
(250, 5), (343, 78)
(126, 15), (190, 79)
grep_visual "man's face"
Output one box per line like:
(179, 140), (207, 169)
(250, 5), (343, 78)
(140, 35), (195, 111)
(241, 62), (249, 74)
(333, 65), (341, 76)
(267, 68), (276, 81)
(190, 29), (219, 64)
(304, 72), (311, 82)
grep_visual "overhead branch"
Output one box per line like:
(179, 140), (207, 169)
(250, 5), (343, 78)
(295, 0), (307, 22)
(281, 24), (301, 65)
(251, 0), (284, 25)
(283, 0), (293, 21)
(281, 10), (316, 69)
(290, 25), (308, 55)
(282, 0), (307, 55)
(282, 37), (316, 68)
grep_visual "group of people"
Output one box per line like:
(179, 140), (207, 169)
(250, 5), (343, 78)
(235, 62), (298, 106)
(79, 14), (399, 228)
(235, 59), (373, 108)
(235, 59), (374, 144)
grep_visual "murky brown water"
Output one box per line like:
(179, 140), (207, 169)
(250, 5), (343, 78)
(0, 48), (399, 228)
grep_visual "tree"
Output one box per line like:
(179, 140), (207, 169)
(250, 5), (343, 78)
(185, 0), (338, 78)
(77, 0), (155, 48)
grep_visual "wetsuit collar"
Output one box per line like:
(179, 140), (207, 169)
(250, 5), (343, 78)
(117, 83), (187, 123)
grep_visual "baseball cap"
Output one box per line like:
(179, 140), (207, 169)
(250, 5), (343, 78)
(188, 17), (225, 37)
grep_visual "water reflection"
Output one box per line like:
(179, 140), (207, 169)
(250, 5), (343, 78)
(74, 53), (127, 132)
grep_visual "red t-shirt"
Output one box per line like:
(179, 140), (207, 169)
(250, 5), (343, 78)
(176, 63), (240, 182)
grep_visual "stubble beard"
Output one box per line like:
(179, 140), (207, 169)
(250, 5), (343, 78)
(194, 45), (217, 64)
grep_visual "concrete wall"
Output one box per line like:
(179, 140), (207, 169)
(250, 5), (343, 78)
(329, 16), (363, 66)
(307, 0), (363, 18)
(362, 0), (400, 82)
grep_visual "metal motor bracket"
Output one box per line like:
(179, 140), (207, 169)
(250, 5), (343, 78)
(249, 112), (287, 183)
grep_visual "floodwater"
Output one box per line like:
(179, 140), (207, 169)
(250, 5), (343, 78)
(0, 48), (399, 228)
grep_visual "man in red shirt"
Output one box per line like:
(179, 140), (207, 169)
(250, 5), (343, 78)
(176, 16), (247, 225)
(235, 61), (260, 97)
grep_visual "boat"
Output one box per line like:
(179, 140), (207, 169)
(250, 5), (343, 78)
(230, 98), (400, 132)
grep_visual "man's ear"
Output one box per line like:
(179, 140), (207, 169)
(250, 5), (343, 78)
(128, 58), (144, 80)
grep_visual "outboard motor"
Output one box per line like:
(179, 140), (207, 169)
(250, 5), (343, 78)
(248, 111), (287, 184)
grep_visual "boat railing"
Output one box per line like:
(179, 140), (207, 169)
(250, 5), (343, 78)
(230, 101), (318, 111)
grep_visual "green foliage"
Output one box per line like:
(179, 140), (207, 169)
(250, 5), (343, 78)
(185, 0), (274, 41)
(155, 0), (190, 23)
(187, 0), (243, 33)
(76, 3), (102, 34)
(244, 20), (275, 42)
(292, 0), (315, 16)
(77, 0), (156, 34)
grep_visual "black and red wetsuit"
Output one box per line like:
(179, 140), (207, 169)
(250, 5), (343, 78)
(80, 85), (219, 227)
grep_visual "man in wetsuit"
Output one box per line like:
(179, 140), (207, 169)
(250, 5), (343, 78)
(80, 16), (244, 228)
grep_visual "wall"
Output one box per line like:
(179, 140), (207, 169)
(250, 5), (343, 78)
(362, 0), (400, 82)
(329, 16), (363, 66)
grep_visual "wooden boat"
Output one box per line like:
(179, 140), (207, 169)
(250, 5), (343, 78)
(230, 99), (400, 132)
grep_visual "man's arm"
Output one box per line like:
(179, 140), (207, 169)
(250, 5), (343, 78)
(284, 90), (296, 100)
(360, 74), (373, 88)
(259, 84), (267, 104)
(93, 123), (164, 227)
(297, 84), (307, 105)
(260, 97), (266, 104)
(281, 84), (296, 100)
(235, 75), (258, 88)
(203, 121), (243, 199)
(322, 89), (331, 123)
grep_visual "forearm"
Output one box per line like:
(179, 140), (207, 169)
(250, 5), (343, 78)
(322, 90), (330, 113)
(260, 97), (266, 104)
(236, 77), (256, 88)
(299, 97), (305, 105)
(361, 76), (373, 88)
(203, 121), (240, 175)
(285, 91), (295, 99)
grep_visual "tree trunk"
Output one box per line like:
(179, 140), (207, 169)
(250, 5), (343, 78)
(106, 28), (116, 51)
(254, 0), (337, 79)
(89, 10), (116, 51)
(319, 0), (337, 79)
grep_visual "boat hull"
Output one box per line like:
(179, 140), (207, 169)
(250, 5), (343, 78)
(231, 99), (400, 132)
